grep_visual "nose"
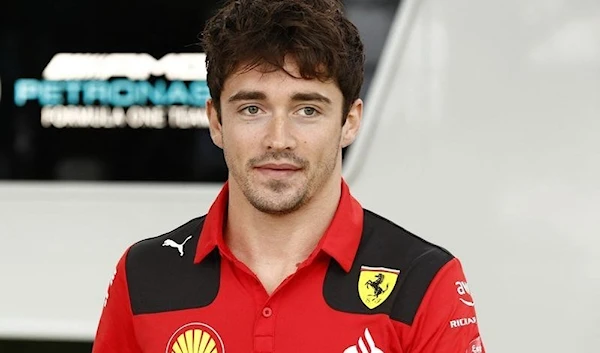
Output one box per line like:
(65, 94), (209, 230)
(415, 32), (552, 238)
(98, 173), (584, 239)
(263, 112), (296, 151)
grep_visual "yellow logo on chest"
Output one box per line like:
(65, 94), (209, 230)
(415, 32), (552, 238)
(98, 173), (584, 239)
(358, 266), (400, 309)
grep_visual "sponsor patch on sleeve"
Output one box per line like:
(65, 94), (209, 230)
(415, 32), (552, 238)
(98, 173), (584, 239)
(466, 336), (484, 353)
(455, 281), (475, 307)
(449, 316), (477, 329)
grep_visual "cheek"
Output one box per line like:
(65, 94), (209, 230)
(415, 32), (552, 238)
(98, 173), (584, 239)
(307, 131), (341, 160)
(222, 125), (259, 158)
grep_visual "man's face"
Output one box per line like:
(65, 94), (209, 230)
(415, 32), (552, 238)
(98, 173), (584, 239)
(207, 58), (362, 215)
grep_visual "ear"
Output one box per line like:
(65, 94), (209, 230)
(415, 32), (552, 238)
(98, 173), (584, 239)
(206, 98), (223, 149)
(341, 98), (363, 148)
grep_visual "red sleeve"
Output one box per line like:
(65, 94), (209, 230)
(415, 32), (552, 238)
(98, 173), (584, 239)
(92, 249), (142, 353)
(406, 257), (486, 353)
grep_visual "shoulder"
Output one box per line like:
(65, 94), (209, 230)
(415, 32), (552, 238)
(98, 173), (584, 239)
(126, 216), (206, 262)
(361, 209), (454, 268)
(323, 209), (456, 325)
(359, 210), (454, 262)
(122, 216), (220, 315)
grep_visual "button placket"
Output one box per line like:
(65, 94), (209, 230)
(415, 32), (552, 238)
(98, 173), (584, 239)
(254, 299), (278, 352)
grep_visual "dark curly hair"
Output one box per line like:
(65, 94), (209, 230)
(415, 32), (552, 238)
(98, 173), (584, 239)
(200, 0), (365, 122)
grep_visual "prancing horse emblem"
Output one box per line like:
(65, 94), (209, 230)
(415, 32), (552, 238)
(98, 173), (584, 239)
(358, 266), (400, 309)
(366, 273), (388, 298)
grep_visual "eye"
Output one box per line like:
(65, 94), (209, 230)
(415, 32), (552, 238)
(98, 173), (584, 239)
(241, 105), (261, 115)
(298, 107), (318, 117)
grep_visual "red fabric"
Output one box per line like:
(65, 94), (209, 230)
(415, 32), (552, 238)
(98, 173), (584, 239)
(92, 180), (485, 353)
(92, 250), (141, 353)
(401, 258), (486, 353)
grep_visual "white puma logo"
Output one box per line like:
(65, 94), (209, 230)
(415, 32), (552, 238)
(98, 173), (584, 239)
(162, 235), (193, 256)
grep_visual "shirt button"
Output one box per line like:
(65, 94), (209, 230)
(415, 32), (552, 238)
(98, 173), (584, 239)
(262, 307), (273, 318)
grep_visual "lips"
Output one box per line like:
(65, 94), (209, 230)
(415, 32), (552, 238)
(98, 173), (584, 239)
(255, 163), (301, 171)
(254, 163), (301, 178)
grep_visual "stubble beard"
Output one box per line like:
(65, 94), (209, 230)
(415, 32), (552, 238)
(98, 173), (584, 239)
(228, 148), (340, 215)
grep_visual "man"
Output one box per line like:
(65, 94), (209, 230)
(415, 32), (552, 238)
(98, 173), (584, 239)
(93, 0), (486, 352)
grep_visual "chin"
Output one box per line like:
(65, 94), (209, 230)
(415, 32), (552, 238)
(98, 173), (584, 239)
(252, 200), (305, 215)
(248, 189), (308, 215)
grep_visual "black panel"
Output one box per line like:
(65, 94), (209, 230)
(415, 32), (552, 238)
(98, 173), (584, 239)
(0, 339), (92, 353)
(126, 217), (221, 315)
(323, 210), (454, 325)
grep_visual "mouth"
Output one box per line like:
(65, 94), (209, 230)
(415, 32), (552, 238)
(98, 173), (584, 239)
(253, 163), (302, 178)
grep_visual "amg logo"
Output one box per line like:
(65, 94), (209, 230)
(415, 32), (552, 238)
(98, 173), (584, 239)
(42, 53), (207, 81)
(449, 316), (477, 328)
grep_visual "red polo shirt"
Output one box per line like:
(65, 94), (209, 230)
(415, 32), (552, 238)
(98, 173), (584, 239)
(93, 180), (485, 353)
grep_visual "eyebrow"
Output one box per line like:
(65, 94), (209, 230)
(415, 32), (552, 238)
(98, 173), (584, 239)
(291, 92), (332, 105)
(227, 90), (267, 102)
(226, 90), (331, 105)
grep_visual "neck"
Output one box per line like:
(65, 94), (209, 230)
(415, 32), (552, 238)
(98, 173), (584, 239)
(224, 178), (342, 268)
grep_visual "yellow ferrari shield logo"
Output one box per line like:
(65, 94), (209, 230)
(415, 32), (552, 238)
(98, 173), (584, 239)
(358, 266), (400, 309)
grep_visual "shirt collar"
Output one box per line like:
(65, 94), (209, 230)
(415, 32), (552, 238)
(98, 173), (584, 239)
(193, 182), (230, 265)
(318, 180), (364, 272)
(194, 179), (364, 273)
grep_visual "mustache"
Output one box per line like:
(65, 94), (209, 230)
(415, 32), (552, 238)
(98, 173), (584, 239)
(248, 151), (308, 168)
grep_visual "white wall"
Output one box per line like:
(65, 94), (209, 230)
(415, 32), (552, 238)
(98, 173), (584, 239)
(347, 0), (600, 351)
(0, 183), (221, 340)
(0, 0), (599, 351)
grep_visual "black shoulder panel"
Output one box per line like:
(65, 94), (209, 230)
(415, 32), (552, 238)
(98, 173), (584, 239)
(323, 210), (454, 325)
(126, 216), (220, 315)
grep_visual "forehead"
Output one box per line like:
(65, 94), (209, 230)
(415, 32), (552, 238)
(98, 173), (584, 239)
(221, 60), (342, 100)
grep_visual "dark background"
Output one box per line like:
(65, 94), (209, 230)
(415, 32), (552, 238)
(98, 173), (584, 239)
(0, 0), (400, 351)
(1, 0), (232, 182)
